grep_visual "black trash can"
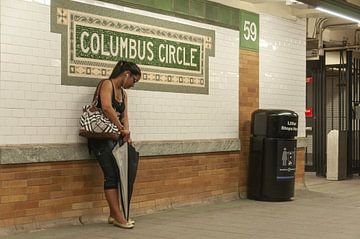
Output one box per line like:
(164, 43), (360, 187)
(247, 109), (298, 201)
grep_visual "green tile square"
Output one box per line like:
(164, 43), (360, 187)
(174, 0), (189, 14)
(154, 0), (172, 11)
(205, 3), (218, 20)
(231, 9), (239, 26)
(239, 10), (259, 51)
(189, 0), (205, 18)
(216, 5), (232, 25)
(129, 0), (155, 8)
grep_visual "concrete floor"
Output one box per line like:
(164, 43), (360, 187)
(1, 173), (360, 239)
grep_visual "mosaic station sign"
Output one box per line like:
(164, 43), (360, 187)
(51, 0), (215, 94)
(77, 25), (201, 71)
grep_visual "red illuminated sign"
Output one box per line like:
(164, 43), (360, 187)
(306, 76), (313, 84)
(305, 108), (313, 117)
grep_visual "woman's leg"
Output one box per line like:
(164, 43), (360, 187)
(89, 140), (128, 224)
(108, 189), (120, 219)
(105, 189), (127, 224)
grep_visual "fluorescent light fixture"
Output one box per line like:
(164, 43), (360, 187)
(286, 0), (304, 5)
(316, 6), (360, 23)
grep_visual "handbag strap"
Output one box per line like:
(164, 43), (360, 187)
(92, 79), (119, 108)
(93, 79), (107, 101)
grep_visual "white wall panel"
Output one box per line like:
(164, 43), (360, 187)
(0, 0), (239, 144)
(260, 14), (306, 137)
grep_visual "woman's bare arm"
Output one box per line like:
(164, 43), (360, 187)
(120, 91), (131, 142)
(121, 91), (129, 130)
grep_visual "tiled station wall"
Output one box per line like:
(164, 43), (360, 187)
(0, 0), (307, 231)
(0, 0), (241, 231)
(0, 150), (304, 230)
(0, 0), (239, 145)
(0, 152), (240, 229)
(259, 14), (306, 137)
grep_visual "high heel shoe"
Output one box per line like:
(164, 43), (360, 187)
(113, 219), (134, 229)
(108, 216), (135, 224)
(108, 216), (114, 224)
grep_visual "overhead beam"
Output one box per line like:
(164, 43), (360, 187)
(299, 0), (360, 21)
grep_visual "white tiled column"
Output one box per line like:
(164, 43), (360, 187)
(259, 14), (306, 137)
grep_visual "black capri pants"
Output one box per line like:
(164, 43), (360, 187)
(89, 139), (119, 190)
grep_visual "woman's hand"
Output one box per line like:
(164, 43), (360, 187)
(120, 129), (130, 141)
(127, 137), (132, 144)
(120, 129), (130, 135)
(117, 123), (125, 131)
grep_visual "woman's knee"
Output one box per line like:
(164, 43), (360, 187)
(103, 175), (118, 189)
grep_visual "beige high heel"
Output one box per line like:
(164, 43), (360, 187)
(113, 219), (134, 229)
(108, 216), (135, 225)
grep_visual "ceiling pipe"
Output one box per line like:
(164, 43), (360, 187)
(324, 45), (360, 51)
(316, 19), (328, 56)
(318, 22), (358, 55)
(313, 18), (327, 38)
(355, 29), (360, 45)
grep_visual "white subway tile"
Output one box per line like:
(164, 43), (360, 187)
(29, 135), (44, 144)
(260, 14), (306, 137)
(2, 135), (19, 144)
(0, 126), (13, 135)
(0, 1), (241, 143)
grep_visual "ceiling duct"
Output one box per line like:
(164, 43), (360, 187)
(345, 0), (360, 7)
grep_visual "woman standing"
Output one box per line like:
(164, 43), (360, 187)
(89, 61), (141, 229)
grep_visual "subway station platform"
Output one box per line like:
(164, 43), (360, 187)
(1, 173), (359, 239)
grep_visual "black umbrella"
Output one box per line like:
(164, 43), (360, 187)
(112, 141), (139, 221)
(127, 143), (139, 220)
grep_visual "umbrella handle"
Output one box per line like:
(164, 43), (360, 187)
(117, 136), (126, 146)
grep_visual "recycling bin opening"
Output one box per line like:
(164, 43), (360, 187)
(247, 109), (298, 201)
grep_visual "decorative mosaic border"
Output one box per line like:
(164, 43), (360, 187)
(51, 0), (215, 94)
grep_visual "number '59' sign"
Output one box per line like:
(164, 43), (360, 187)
(240, 11), (259, 51)
(243, 20), (257, 42)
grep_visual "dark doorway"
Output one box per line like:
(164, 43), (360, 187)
(306, 50), (360, 177)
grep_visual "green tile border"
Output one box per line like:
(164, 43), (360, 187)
(189, 0), (206, 19)
(95, 1), (258, 51)
(54, 0), (261, 54)
(94, 1), (262, 49)
(174, 0), (189, 14)
(51, 0), (215, 94)
(98, 0), (241, 30)
(154, 0), (173, 11)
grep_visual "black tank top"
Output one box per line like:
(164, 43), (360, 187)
(97, 79), (125, 116)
